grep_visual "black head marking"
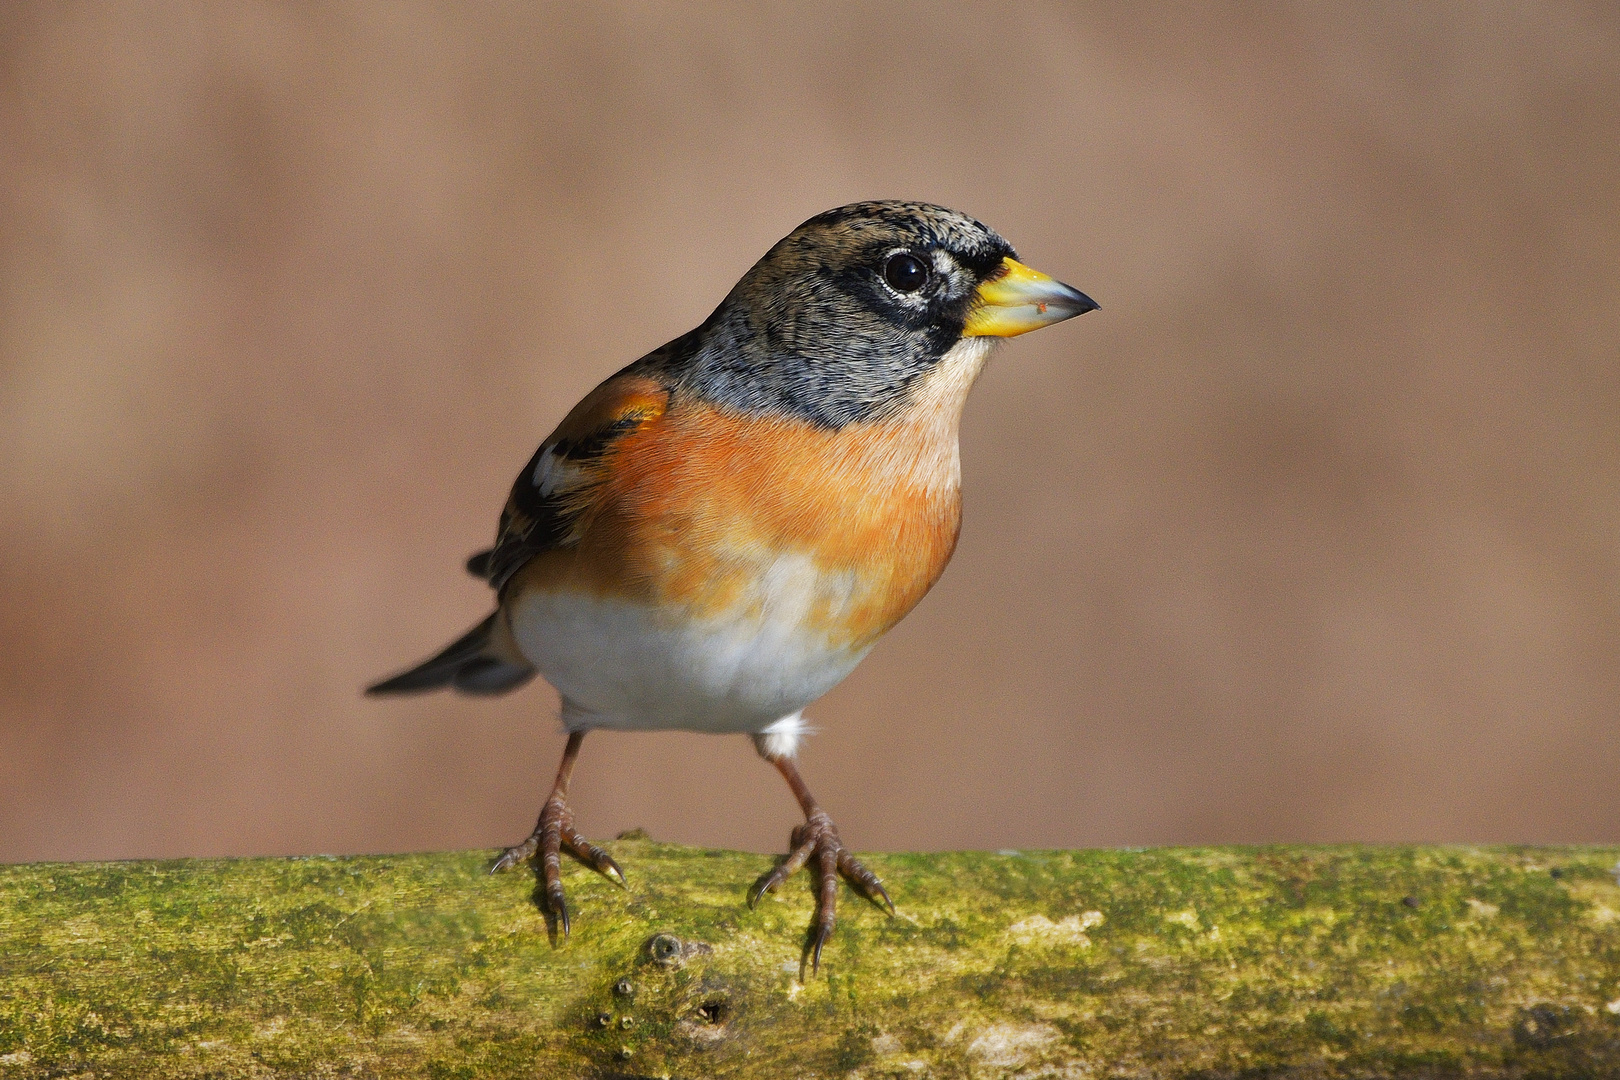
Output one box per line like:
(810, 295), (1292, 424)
(635, 201), (1018, 428)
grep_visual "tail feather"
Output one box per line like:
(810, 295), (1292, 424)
(366, 613), (536, 697)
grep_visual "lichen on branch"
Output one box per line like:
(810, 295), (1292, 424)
(2, 842), (1619, 1077)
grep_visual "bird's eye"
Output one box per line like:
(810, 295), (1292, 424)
(882, 252), (930, 293)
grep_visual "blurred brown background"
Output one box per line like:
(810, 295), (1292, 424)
(2, 3), (1617, 865)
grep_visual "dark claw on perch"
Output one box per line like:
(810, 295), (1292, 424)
(750, 807), (892, 973)
(493, 733), (623, 941)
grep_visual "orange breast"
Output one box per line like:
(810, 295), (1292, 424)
(518, 397), (964, 651)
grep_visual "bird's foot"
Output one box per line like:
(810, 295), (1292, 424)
(748, 808), (893, 973)
(492, 795), (624, 939)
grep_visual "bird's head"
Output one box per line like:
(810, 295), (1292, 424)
(678, 201), (1098, 428)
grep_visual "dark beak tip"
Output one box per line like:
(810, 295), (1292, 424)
(1063, 285), (1100, 316)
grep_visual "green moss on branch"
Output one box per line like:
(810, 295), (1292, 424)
(2, 843), (1619, 1077)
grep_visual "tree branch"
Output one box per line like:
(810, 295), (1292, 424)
(2, 841), (1618, 1077)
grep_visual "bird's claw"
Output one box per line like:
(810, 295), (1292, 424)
(491, 837), (537, 874)
(749, 809), (891, 973)
(492, 796), (623, 939)
(561, 821), (627, 888)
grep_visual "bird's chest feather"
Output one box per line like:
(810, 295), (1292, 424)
(553, 414), (961, 651)
(505, 338), (991, 725)
(571, 339), (989, 648)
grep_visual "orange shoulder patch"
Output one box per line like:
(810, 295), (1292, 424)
(549, 375), (668, 445)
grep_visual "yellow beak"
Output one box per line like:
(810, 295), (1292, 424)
(962, 257), (1099, 337)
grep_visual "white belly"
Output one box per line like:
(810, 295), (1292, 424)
(507, 555), (871, 736)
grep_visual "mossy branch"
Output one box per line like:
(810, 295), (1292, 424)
(3, 842), (1619, 1077)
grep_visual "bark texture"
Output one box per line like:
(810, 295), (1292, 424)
(2, 842), (1619, 1078)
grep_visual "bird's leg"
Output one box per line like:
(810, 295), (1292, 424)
(748, 748), (893, 973)
(492, 730), (624, 938)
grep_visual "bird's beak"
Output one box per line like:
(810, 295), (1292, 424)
(962, 257), (1099, 337)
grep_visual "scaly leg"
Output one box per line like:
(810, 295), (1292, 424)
(492, 730), (624, 938)
(748, 747), (893, 973)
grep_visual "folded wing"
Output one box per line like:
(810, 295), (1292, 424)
(467, 373), (670, 593)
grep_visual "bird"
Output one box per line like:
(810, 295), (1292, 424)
(367, 200), (1097, 971)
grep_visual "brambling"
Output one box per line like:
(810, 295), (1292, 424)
(369, 201), (1096, 969)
